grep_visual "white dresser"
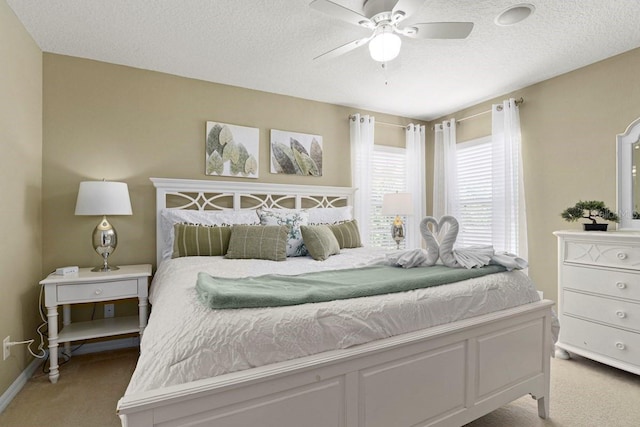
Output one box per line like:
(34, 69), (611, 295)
(554, 230), (640, 374)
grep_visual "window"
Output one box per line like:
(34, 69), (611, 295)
(369, 145), (407, 248)
(456, 136), (493, 247)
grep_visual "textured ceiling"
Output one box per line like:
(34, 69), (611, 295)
(7, 0), (640, 120)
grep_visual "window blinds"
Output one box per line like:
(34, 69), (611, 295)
(456, 136), (493, 247)
(370, 145), (407, 248)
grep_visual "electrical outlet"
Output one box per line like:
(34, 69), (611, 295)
(104, 304), (115, 318)
(3, 336), (10, 360)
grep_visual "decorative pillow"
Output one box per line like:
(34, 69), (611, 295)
(300, 225), (340, 261)
(225, 225), (289, 261)
(172, 223), (231, 258)
(307, 206), (353, 225)
(160, 209), (259, 260)
(257, 209), (309, 257)
(328, 220), (362, 249)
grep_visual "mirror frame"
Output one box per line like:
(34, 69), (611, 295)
(617, 116), (640, 230)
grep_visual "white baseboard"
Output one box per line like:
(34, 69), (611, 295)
(0, 336), (139, 414)
(0, 356), (43, 414)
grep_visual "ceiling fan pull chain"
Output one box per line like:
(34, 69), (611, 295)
(382, 62), (389, 86)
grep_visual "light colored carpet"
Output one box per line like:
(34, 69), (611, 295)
(0, 348), (138, 427)
(1, 348), (639, 426)
(466, 353), (640, 427)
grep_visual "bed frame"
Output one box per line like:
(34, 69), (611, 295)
(117, 177), (554, 427)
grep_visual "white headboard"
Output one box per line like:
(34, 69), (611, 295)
(150, 178), (356, 265)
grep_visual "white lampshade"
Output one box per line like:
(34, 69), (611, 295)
(368, 27), (402, 62)
(382, 192), (413, 215)
(75, 181), (133, 216)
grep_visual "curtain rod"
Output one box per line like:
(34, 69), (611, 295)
(456, 97), (524, 124)
(351, 97), (524, 131)
(349, 115), (409, 129)
(378, 121), (408, 129)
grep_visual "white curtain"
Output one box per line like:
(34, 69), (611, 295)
(350, 114), (375, 246)
(405, 123), (426, 249)
(433, 119), (459, 219)
(491, 98), (527, 258)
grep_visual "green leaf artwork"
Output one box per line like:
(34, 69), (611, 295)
(271, 142), (301, 174)
(270, 130), (323, 176)
(206, 151), (224, 175)
(245, 155), (257, 175)
(230, 143), (250, 176)
(205, 121), (259, 178)
(206, 123), (223, 156)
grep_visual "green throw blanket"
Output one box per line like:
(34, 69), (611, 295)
(196, 264), (507, 309)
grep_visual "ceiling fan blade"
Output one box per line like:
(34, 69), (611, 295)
(310, 0), (374, 28)
(403, 22), (474, 39)
(391, 0), (425, 23)
(313, 36), (372, 61)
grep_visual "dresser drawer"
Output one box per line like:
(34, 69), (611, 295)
(560, 316), (640, 367)
(57, 279), (138, 303)
(563, 290), (640, 333)
(562, 265), (640, 301)
(564, 240), (640, 270)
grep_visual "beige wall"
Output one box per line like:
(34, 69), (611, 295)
(0, 0), (43, 395)
(432, 47), (640, 303)
(42, 54), (421, 317)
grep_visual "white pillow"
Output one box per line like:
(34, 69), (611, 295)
(307, 206), (353, 225)
(159, 209), (259, 260)
(257, 208), (309, 257)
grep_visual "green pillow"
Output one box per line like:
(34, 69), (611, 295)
(328, 220), (362, 249)
(172, 223), (231, 258)
(300, 225), (340, 261)
(225, 225), (289, 261)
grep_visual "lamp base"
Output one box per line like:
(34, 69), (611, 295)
(391, 219), (405, 250)
(91, 264), (120, 273)
(91, 216), (119, 273)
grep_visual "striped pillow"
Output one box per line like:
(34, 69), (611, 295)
(172, 223), (231, 258)
(300, 225), (340, 261)
(328, 220), (362, 249)
(225, 225), (289, 261)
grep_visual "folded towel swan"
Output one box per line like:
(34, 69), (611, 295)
(419, 216), (441, 266)
(419, 215), (527, 270)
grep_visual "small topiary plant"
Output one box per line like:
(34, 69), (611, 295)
(561, 200), (619, 225)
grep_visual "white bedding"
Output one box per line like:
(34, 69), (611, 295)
(125, 247), (541, 395)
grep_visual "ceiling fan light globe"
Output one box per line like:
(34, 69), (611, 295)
(369, 32), (402, 62)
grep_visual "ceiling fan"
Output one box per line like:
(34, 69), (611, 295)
(310, 0), (474, 62)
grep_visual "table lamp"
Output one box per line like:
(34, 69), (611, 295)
(75, 180), (132, 272)
(382, 192), (413, 249)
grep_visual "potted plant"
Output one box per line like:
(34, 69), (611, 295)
(561, 200), (619, 231)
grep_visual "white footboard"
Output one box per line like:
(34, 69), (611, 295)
(118, 300), (553, 427)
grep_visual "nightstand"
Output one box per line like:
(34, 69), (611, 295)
(40, 264), (152, 383)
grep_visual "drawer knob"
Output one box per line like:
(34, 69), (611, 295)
(616, 282), (627, 289)
(94, 288), (103, 295)
(616, 310), (627, 319)
(615, 342), (626, 350)
(617, 252), (628, 260)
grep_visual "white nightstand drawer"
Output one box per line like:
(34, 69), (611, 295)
(563, 290), (640, 333)
(57, 279), (138, 303)
(562, 265), (640, 301)
(564, 241), (640, 270)
(561, 316), (640, 367)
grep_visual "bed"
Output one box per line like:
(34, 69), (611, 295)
(117, 177), (554, 427)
